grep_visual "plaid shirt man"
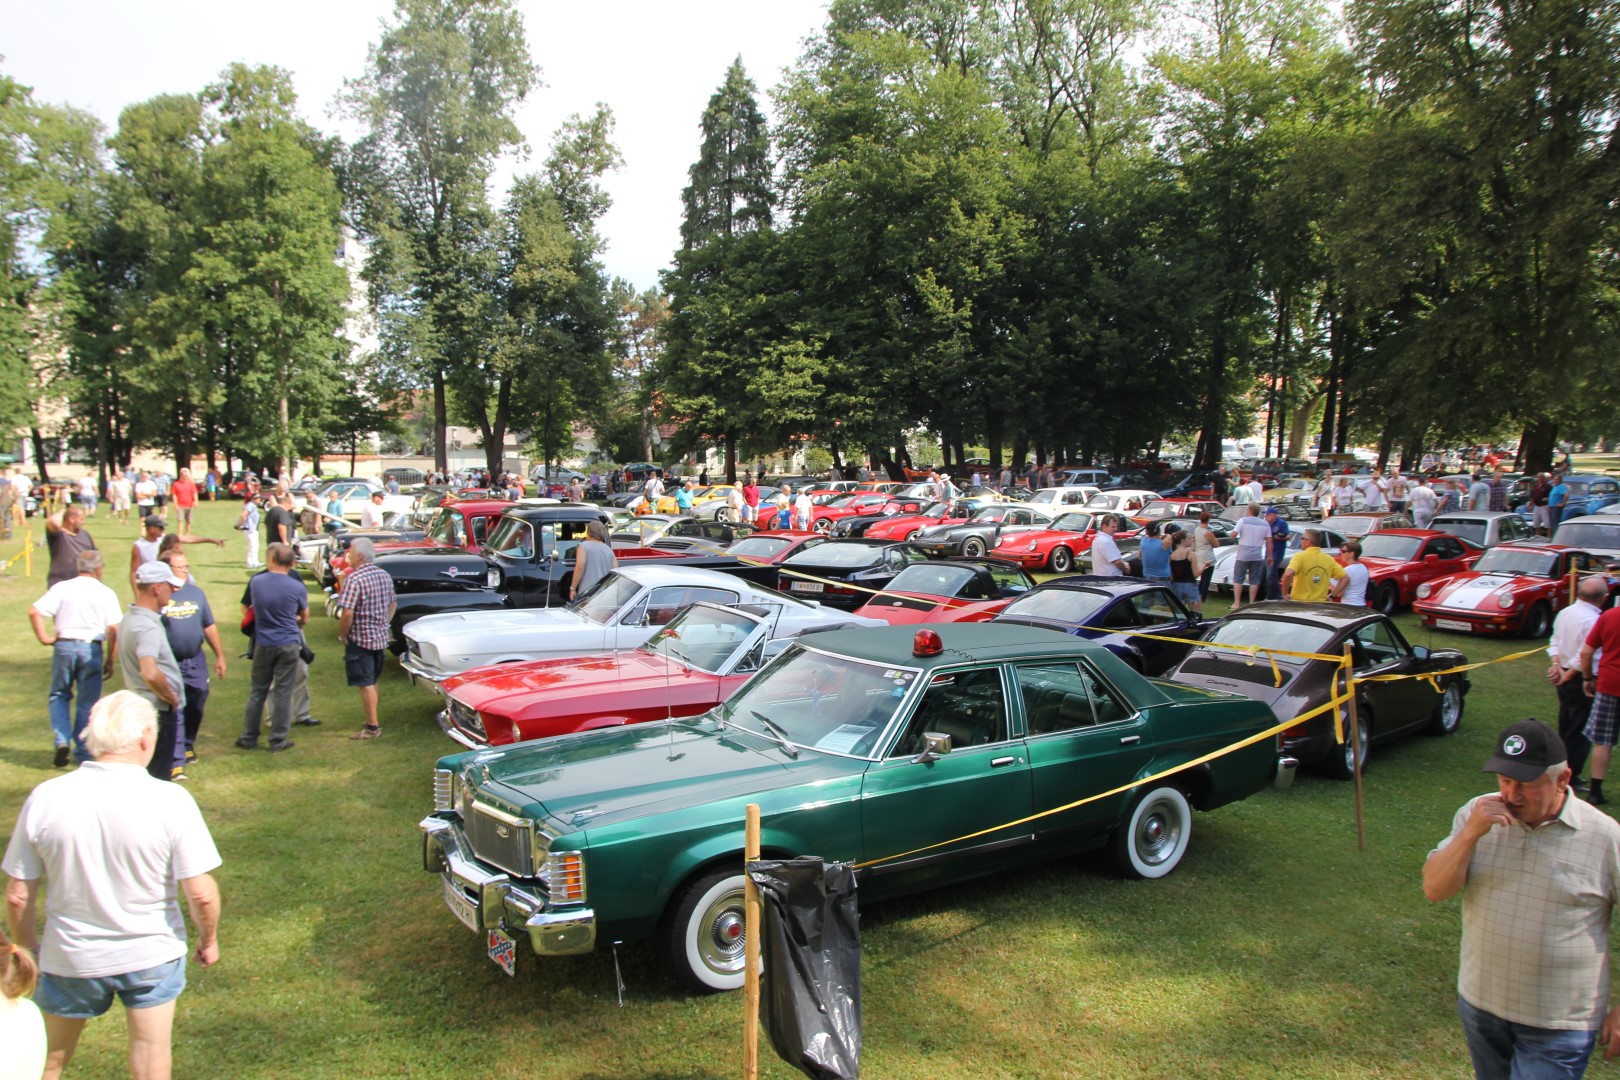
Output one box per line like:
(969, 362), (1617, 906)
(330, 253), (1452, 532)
(334, 562), (396, 651)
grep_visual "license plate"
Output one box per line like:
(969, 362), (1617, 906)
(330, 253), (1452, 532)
(442, 877), (479, 932)
(1435, 619), (1472, 632)
(790, 581), (824, 593)
(487, 927), (518, 977)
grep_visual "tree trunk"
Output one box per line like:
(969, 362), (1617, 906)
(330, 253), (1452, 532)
(30, 426), (50, 482)
(433, 369), (450, 475)
(1520, 419), (1559, 473)
(724, 433), (737, 483)
(1288, 392), (1322, 459)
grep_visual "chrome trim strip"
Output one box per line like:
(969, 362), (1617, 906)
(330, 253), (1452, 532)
(436, 709), (480, 750)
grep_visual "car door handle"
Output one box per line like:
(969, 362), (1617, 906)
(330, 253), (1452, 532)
(1119, 735), (1141, 745)
(991, 756), (1017, 768)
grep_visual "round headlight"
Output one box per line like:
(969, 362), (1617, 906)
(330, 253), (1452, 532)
(1415, 583), (1431, 599)
(1497, 594), (1515, 610)
(487, 567), (502, 589)
(1027, 541), (1038, 551)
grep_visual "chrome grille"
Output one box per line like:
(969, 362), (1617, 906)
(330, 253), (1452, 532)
(466, 802), (536, 877)
(407, 638), (421, 659)
(448, 697), (485, 739)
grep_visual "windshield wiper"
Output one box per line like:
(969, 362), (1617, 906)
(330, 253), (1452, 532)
(749, 710), (800, 758)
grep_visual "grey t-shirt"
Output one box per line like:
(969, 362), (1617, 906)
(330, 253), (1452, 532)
(573, 540), (616, 597)
(46, 527), (96, 588)
(118, 604), (185, 712)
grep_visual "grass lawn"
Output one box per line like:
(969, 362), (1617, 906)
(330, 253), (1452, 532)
(0, 497), (1608, 1078)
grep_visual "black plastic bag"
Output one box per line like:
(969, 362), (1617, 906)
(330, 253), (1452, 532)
(746, 856), (861, 1080)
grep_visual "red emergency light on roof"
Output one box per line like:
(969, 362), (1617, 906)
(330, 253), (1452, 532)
(913, 629), (943, 657)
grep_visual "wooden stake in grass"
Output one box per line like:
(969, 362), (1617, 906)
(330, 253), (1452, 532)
(1570, 566), (1579, 606)
(1344, 646), (1366, 851)
(744, 803), (761, 1080)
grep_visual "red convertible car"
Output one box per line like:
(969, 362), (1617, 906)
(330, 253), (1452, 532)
(854, 557), (1036, 624)
(1352, 529), (1483, 614)
(722, 530), (828, 564)
(1413, 544), (1618, 637)
(861, 500), (976, 541)
(436, 600), (881, 747)
(807, 490), (910, 532)
(990, 511), (1142, 573)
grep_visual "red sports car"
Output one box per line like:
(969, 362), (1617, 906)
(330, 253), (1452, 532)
(807, 490), (910, 532)
(1413, 544), (1618, 637)
(1351, 529), (1483, 614)
(990, 511), (1141, 573)
(721, 530), (828, 564)
(861, 500), (976, 541)
(436, 601), (877, 747)
(854, 557), (1037, 624)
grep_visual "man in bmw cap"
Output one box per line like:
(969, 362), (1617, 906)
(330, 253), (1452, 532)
(1423, 719), (1620, 1077)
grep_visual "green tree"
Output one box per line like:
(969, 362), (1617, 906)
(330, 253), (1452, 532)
(342, 0), (540, 475)
(680, 58), (775, 249)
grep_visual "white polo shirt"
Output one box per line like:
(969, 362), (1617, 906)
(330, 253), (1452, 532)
(2, 761), (221, 978)
(31, 574), (123, 643)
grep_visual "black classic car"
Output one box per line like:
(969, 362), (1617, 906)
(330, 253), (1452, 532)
(1167, 602), (1469, 779)
(356, 505), (778, 647)
(776, 539), (931, 609)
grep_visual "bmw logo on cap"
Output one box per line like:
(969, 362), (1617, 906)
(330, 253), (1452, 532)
(1503, 735), (1527, 756)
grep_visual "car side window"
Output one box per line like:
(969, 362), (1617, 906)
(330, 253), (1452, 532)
(889, 667), (1009, 756)
(991, 567), (1031, 595)
(1017, 664), (1098, 735)
(1130, 589), (1182, 624)
(1352, 620), (1405, 667)
(1101, 601), (1140, 630)
(1502, 518), (1528, 541)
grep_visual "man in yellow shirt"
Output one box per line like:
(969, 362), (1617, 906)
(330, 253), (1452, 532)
(1281, 529), (1348, 602)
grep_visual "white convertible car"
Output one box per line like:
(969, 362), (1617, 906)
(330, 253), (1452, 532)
(400, 563), (882, 682)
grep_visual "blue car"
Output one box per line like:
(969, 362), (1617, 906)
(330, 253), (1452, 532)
(1549, 474), (1620, 521)
(992, 577), (1214, 676)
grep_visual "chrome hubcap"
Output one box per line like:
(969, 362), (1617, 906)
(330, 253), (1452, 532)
(697, 889), (747, 974)
(1137, 805), (1181, 865)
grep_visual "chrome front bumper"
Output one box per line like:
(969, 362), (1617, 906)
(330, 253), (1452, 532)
(420, 815), (595, 957)
(1273, 755), (1300, 790)
(435, 708), (481, 750)
(399, 653), (451, 685)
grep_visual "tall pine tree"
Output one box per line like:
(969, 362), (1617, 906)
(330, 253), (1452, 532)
(679, 58), (774, 249)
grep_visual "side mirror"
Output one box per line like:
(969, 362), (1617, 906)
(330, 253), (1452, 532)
(912, 732), (952, 763)
(1413, 645), (1430, 658)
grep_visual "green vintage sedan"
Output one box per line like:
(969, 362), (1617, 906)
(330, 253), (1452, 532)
(421, 623), (1295, 991)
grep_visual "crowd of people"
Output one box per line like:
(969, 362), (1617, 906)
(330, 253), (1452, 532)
(4, 463), (405, 1077)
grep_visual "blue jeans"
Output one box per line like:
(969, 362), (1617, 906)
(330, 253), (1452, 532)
(1459, 997), (1597, 1079)
(48, 640), (103, 760)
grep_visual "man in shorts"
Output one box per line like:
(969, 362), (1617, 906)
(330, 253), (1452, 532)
(335, 538), (397, 741)
(1230, 504), (1271, 609)
(1577, 597), (1620, 806)
(170, 468), (199, 538)
(3, 690), (222, 1080)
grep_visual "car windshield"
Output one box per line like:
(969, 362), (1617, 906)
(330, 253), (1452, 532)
(728, 536), (794, 558)
(568, 571), (641, 624)
(1050, 513), (1095, 532)
(1197, 617), (1336, 657)
(424, 509), (466, 547)
(969, 507), (1011, 523)
(885, 563), (981, 598)
(721, 642), (917, 758)
(1085, 494), (1121, 509)
(1358, 534), (1423, 561)
(784, 542), (884, 568)
(484, 517), (534, 559)
(997, 587), (1111, 626)
(1472, 548), (1558, 577)
(1431, 518), (1486, 546)
(1326, 515), (1377, 537)
(641, 606), (762, 673)
(1553, 521), (1620, 549)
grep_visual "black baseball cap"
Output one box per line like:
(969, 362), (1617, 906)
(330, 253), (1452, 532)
(1482, 719), (1566, 782)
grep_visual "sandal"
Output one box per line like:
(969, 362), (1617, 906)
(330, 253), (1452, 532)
(349, 725), (382, 740)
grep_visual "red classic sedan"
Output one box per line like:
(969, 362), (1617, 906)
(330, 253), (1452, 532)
(1413, 544), (1618, 637)
(1351, 529), (1483, 614)
(436, 601), (880, 747)
(990, 511), (1141, 573)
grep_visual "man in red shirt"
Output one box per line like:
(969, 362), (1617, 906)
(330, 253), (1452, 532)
(1576, 605), (1620, 805)
(171, 468), (199, 539)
